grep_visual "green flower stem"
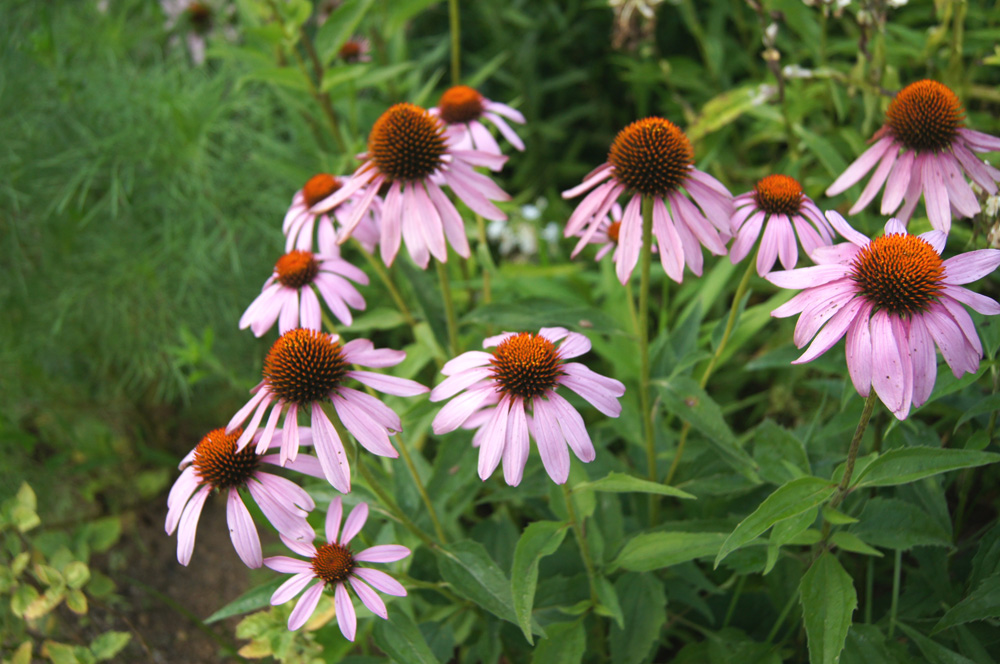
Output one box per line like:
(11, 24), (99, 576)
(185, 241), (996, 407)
(561, 483), (599, 606)
(436, 259), (460, 356)
(636, 197), (658, 524)
(395, 432), (448, 544)
(764, 586), (799, 645)
(864, 557), (875, 624)
(448, 0), (461, 85)
(475, 212), (493, 305)
(889, 548), (902, 638)
(831, 391), (879, 507)
(665, 253), (756, 486)
(354, 241), (417, 328)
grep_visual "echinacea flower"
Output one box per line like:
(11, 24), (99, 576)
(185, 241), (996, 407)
(430, 328), (625, 485)
(227, 329), (429, 492)
(239, 235), (369, 336)
(165, 427), (322, 568)
(730, 174), (834, 276)
(160, 0), (235, 65)
(571, 202), (625, 263)
(430, 85), (526, 158)
(563, 117), (734, 284)
(265, 498), (409, 637)
(313, 103), (510, 268)
(283, 173), (380, 254)
(826, 80), (1000, 233)
(767, 211), (1000, 419)
(337, 37), (371, 63)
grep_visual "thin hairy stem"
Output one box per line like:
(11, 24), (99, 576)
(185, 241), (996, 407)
(448, 0), (461, 85)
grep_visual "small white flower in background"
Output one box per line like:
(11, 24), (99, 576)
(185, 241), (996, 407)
(783, 64), (814, 79)
(763, 23), (779, 47)
(986, 195), (1000, 218)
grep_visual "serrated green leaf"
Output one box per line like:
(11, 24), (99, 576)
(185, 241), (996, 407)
(612, 531), (726, 572)
(531, 620), (585, 664)
(657, 377), (761, 482)
(371, 610), (442, 664)
(896, 622), (977, 664)
(822, 504), (858, 525)
(90, 631), (131, 662)
(831, 532), (883, 557)
(852, 447), (1000, 488)
(933, 574), (1000, 634)
(511, 521), (568, 644)
(574, 471), (695, 500)
(715, 477), (836, 567)
(204, 578), (284, 623)
(437, 541), (523, 629)
(800, 553), (857, 664)
(314, 0), (376, 64)
(609, 573), (667, 664)
(595, 576), (624, 629)
(850, 498), (952, 551)
(765, 508), (817, 575)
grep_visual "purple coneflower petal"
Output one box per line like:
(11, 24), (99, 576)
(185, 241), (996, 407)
(354, 567), (408, 595)
(227, 490), (263, 568)
(870, 310), (905, 412)
(257, 400), (285, 455)
(907, 319), (936, 407)
(942, 250), (1000, 285)
(345, 370), (428, 397)
(851, 147), (897, 214)
(288, 581), (325, 631)
(729, 210), (765, 266)
(826, 135), (896, 196)
(554, 332), (591, 359)
(432, 384), (496, 433)
(355, 545), (411, 564)
(792, 286), (856, 348)
(560, 363), (625, 417)
(272, 572), (315, 605)
(280, 403), (300, 465)
(767, 264), (850, 290)
(531, 398), (571, 484)
(335, 583), (357, 641)
(432, 367), (493, 400)
(546, 392), (596, 463)
(845, 301), (874, 397)
(177, 485), (211, 566)
(502, 398), (530, 486)
(340, 339), (402, 368)
(340, 502), (368, 546)
(350, 577), (388, 619)
(311, 406), (351, 493)
(264, 555), (314, 574)
(616, 195), (643, 284)
(477, 397), (511, 481)
(944, 285), (1000, 315)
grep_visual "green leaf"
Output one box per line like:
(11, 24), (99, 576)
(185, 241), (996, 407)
(574, 472), (695, 500)
(41, 641), (82, 664)
(24, 587), (65, 620)
(765, 508), (818, 575)
(831, 532), (883, 557)
(795, 125), (849, 177)
(9, 641), (31, 664)
(955, 393), (1000, 430)
(81, 517), (121, 553)
(437, 541), (522, 629)
(531, 621), (586, 664)
(511, 521), (568, 644)
(371, 610), (442, 664)
(687, 84), (775, 142)
(204, 578), (284, 623)
(314, 0), (377, 65)
(63, 561), (90, 589)
(800, 553), (857, 664)
(65, 589), (88, 615)
(896, 623), (977, 664)
(90, 631), (131, 662)
(656, 377), (761, 482)
(842, 624), (905, 664)
(850, 498), (952, 551)
(343, 307), (407, 331)
(611, 532), (726, 572)
(933, 574), (1000, 634)
(715, 477), (836, 567)
(609, 573), (667, 664)
(595, 576), (625, 629)
(852, 447), (1000, 488)
(822, 505), (858, 525)
(753, 420), (811, 485)
(11, 584), (39, 618)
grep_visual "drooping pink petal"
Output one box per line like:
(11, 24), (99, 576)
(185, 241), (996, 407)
(432, 384), (496, 433)
(440, 350), (493, 376)
(431, 367), (493, 401)
(825, 210), (870, 247)
(246, 478), (312, 542)
(922, 154), (952, 233)
(288, 581), (325, 631)
(272, 572), (316, 606)
(791, 286), (857, 347)
(341, 339), (405, 368)
(264, 556), (314, 575)
(826, 135), (896, 196)
(311, 406), (351, 493)
(766, 264), (851, 290)
(354, 567), (408, 595)
(651, 198), (685, 282)
(729, 210), (765, 266)
(615, 195), (643, 284)
(477, 397), (511, 481)
(257, 399), (285, 455)
(890, 316), (914, 420)
(325, 496), (343, 543)
(350, 577), (388, 619)
(559, 363), (625, 417)
(869, 310), (905, 413)
(177, 486), (211, 566)
(944, 286), (1000, 316)
(379, 181), (403, 266)
(546, 392), (596, 464)
(845, 301), (874, 397)
(942, 249), (1000, 285)
(335, 582), (357, 641)
(354, 545), (411, 564)
(502, 398), (530, 486)
(793, 296), (864, 364)
(531, 396), (571, 484)
(280, 403), (300, 466)
(850, 146), (897, 213)
(907, 318), (936, 407)
(226, 490), (263, 569)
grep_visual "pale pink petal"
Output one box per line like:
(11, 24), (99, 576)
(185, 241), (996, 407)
(559, 363), (625, 416)
(350, 577), (388, 619)
(792, 287), (857, 347)
(468, 121), (502, 158)
(562, 164), (614, 200)
(425, 179), (470, 258)
(440, 350), (493, 375)
(340, 502), (369, 546)
(809, 243), (860, 266)
(477, 397), (511, 481)
(354, 545), (411, 564)
(891, 316), (914, 420)
(256, 399), (285, 455)
(825, 210), (870, 247)
(555, 332), (591, 359)
(484, 112), (524, 150)
(246, 479), (313, 541)
(502, 398), (530, 486)
(288, 581), (325, 631)
(280, 403), (300, 465)
(177, 486), (211, 566)
(278, 289), (300, 334)
(341, 339), (405, 368)
(279, 534), (318, 558)
(400, 183), (430, 268)
(766, 264), (851, 290)
(615, 195), (643, 284)
(826, 135), (896, 196)
(919, 230), (947, 255)
(226, 491), (262, 568)
(432, 385), (496, 433)
(325, 496), (343, 543)
(264, 556), (314, 575)
(228, 386), (269, 436)
(564, 180), (621, 238)
(729, 210), (765, 266)
(346, 370), (428, 397)
(845, 301), (874, 397)
(943, 250), (1000, 285)
(869, 310), (905, 412)
(299, 287), (323, 330)
(939, 297), (983, 356)
(272, 572), (316, 605)
(311, 406), (351, 493)
(335, 387), (402, 431)
(938, 152), (981, 217)
(379, 181), (403, 266)
(793, 296), (864, 364)
(165, 469), (199, 536)
(234, 394), (274, 452)
(953, 142), (999, 194)
(850, 146), (898, 213)
(334, 583), (358, 641)
(944, 286), (1000, 316)
(651, 198), (685, 282)
(354, 568), (407, 595)
(922, 155), (952, 233)
(884, 218), (907, 236)
(545, 392), (596, 463)
(959, 128), (1000, 152)
(483, 332), (516, 348)
(907, 318), (936, 407)
(531, 396), (571, 483)
(431, 367), (493, 401)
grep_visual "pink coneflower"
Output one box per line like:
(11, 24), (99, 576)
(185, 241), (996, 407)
(429, 85), (526, 158)
(313, 103), (510, 268)
(239, 238), (369, 336)
(767, 211), (1000, 420)
(338, 37), (371, 63)
(571, 202), (624, 263)
(826, 80), (1000, 234)
(227, 329), (429, 492)
(730, 174), (834, 276)
(283, 174), (380, 254)
(430, 328), (625, 485)
(562, 117), (734, 285)
(165, 427), (321, 568)
(264, 498), (409, 637)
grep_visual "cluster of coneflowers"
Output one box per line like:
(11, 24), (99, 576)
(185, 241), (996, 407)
(166, 77), (1000, 640)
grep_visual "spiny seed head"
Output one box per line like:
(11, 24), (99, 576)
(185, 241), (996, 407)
(263, 329), (349, 405)
(186, 2), (212, 32)
(192, 428), (258, 489)
(275, 251), (319, 289)
(608, 117), (693, 197)
(490, 332), (565, 401)
(885, 80), (964, 153)
(368, 103), (446, 182)
(850, 233), (945, 317)
(753, 174), (803, 216)
(607, 221), (622, 243)
(339, 41), (363, 62)
(303, 173), (342, 208)
(312, 542), (355, 585)
(438, 86), (485, 124)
